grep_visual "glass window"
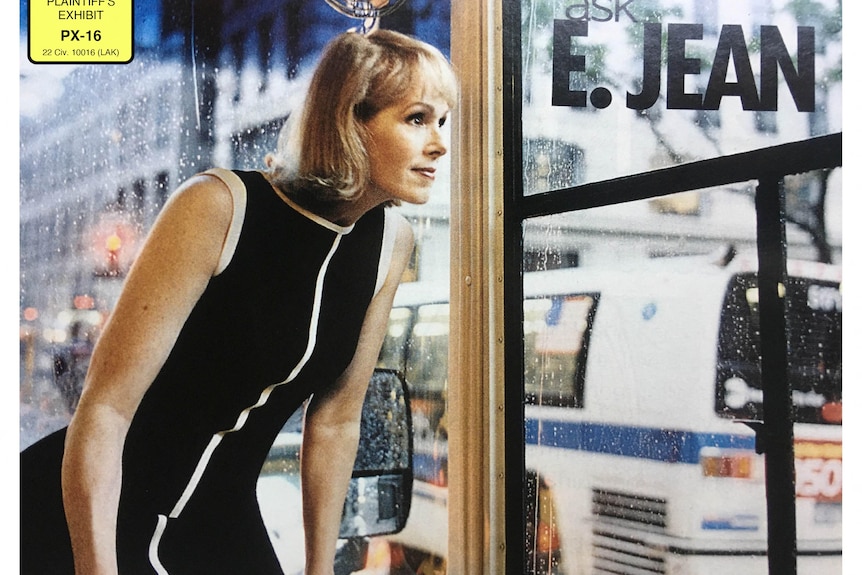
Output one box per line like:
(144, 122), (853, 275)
(519, 0), (843, 189)
(517, 178), (842, 575)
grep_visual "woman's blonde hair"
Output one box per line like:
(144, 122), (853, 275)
(268, 29), (457, 213)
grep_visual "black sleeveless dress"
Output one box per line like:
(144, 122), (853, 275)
(20, 170), (392, 574)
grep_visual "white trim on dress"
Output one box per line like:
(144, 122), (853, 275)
(148, 226), (344, 573)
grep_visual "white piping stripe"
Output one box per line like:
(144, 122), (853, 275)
(374, 209), (397, 296)
(149, 515), (170, 575)
(169, 435), (224, 517)
(148, 234), (344, 572)
(202, 168), (248, 276)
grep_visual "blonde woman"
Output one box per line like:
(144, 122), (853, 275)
(21, 29), (457, 575)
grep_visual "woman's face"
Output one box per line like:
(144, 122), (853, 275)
(363, 84), (450, 206)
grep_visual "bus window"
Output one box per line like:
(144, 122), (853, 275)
(716, 273), (842, 425)
(523, 295), (596, 408)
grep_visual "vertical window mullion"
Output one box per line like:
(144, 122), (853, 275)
(502, 0), (526, 572)
(755, 177), (798, 574)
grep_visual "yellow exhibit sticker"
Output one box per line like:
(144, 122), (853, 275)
(28, 0), (134, 64)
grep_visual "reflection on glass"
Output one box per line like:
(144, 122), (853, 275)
(520, 179), (841, 574)
(523, 139), (586, 194)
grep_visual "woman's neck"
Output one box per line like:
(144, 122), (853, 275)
(263, 171), (383, 227)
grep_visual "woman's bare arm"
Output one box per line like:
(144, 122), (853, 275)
(301, 214), (414, 575)
(61, 175), (233, 574)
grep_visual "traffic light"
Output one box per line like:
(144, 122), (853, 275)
(90, 213), (139, 278)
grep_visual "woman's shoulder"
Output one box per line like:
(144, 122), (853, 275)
(171, 169), (237, 215)
(182, 169), (253, 275)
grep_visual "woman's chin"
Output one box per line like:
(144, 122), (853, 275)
(400, 191), (431, 205)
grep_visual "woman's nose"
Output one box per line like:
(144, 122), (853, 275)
(427, 126), (448, 157)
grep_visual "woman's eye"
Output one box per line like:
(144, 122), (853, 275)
(438, 116), (447, 128)
(407, 113), (425, 125)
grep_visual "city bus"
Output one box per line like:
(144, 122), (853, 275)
(373, 253), (842, 574)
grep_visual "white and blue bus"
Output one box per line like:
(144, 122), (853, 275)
(372, 254), (841, 575)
